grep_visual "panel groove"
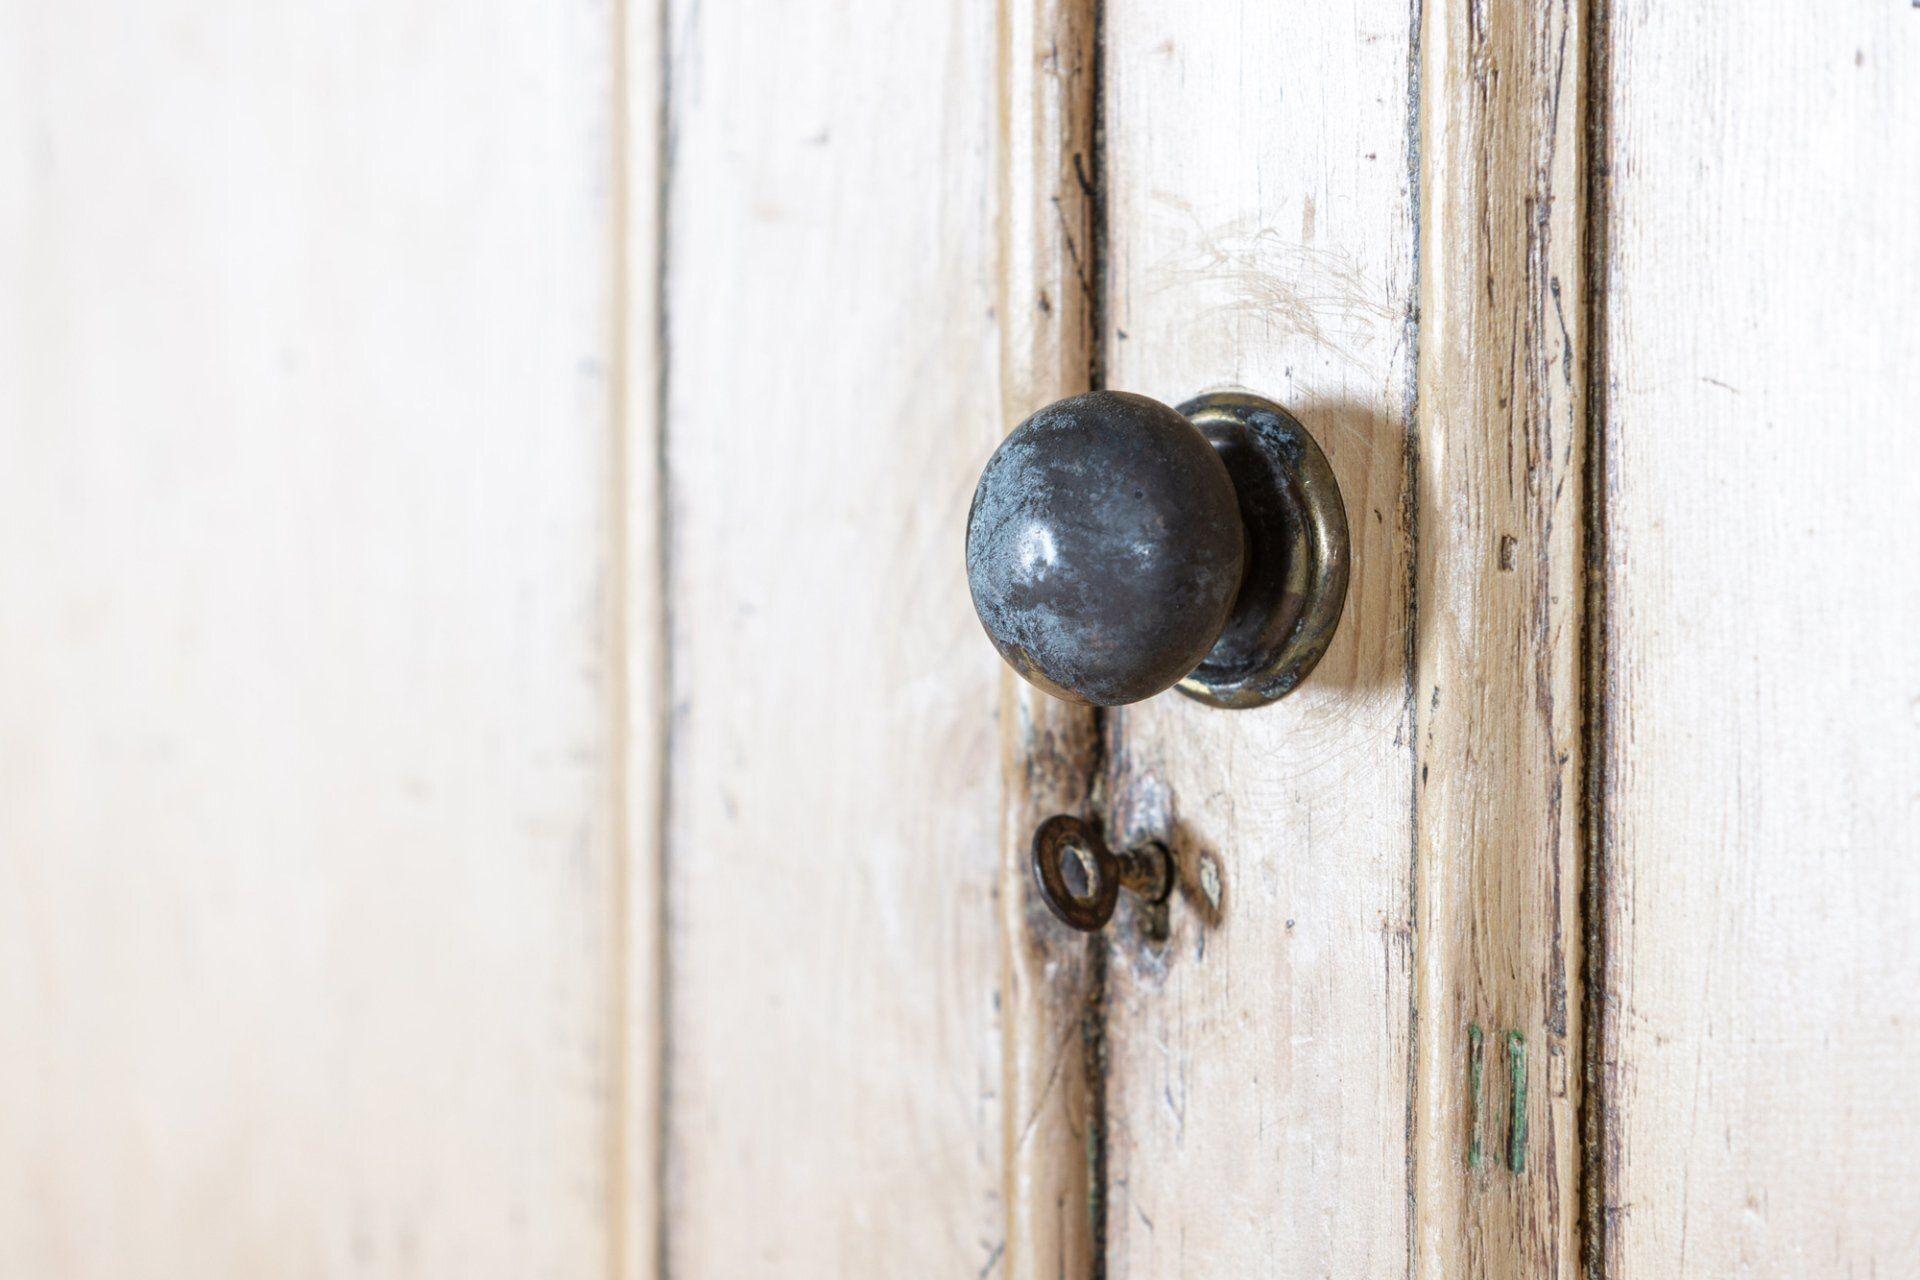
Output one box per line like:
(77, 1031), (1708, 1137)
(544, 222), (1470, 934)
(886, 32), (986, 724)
(646, 0), (675, 1272)
(1085, 0), (1108, 398)
(1080, 904), (1111, 1280)
(1402, 0), (1429, 1275)
(1083, 3), (1110, 1271)
(610, 0), (669, 1273)
(1574, 0), (1613, 1273)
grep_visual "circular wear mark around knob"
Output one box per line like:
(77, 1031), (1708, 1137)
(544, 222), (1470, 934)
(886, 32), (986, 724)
(965, 390), (1247, 706)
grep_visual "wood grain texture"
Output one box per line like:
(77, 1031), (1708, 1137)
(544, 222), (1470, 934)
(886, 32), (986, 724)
(1409, 0), (1587, 1275)
(1098, 2), (1421, 1273)
(659, 0), (1006, 1273)
(1590, 1), (1920, 1273)
(995, 0), (1104, 1275)
(0, 0), (656, 1275)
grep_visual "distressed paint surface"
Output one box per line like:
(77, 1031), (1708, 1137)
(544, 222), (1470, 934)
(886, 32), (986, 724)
(1410, 0), (1588, 1273)
(1099, 0), (1422, 1273)
(1591, 0), (1920, 1273)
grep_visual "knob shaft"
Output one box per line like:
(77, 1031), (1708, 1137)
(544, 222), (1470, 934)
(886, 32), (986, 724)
(965, 389), (1349, 709)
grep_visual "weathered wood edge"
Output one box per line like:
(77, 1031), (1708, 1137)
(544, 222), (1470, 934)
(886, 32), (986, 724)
(996, 0), (1107, 1274)
(1576, 1), (1612, 1274)
(1410, 0), (1589, 1275)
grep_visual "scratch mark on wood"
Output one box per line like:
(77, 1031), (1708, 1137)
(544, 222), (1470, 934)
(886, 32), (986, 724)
(1469, 1022), (1487, 1168)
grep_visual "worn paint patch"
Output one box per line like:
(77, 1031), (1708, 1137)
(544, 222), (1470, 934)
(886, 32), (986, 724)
(1508, 1031), (1528, 1174)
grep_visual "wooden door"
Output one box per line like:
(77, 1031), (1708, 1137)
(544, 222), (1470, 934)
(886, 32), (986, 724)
(4, 0), (1914, 1277)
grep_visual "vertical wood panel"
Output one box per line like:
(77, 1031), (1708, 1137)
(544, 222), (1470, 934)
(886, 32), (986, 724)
(1410, 0), (1586, 1275)
(1593, 1), (1920, 1272)
(996, 0), (1103, 1275)
(661, 0), (1006, 1273)
(1100, 3), (1420, 1272)
(0, 0), (655, 1275)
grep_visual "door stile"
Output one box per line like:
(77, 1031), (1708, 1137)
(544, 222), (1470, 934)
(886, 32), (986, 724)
(660, 1), (1009, 1270)
(1098, 2), (1423, 1272)
(1586, 1), (1920, 1273)
(995, 0), (1108, 1274)
(1409, 0), (1590, 1275)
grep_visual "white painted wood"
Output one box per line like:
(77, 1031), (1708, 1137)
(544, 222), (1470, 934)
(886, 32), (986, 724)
(11, 4), (1919, 1275)
(0, 0), (657, 1276)
(1410, 0), (1588, 1274)
(659, 0), (1007, 1273)
(1099, 2), (1420, 1273)
(1592, 2), (1920, 1273)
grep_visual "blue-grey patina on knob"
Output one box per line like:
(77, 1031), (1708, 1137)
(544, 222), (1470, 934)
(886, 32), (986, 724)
(965, 390), (1247, 706)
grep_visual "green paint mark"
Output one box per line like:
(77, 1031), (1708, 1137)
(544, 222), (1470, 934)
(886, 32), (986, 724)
(1507, 1031), (1528, 1174)
(1467, 1023), (1485, 1169)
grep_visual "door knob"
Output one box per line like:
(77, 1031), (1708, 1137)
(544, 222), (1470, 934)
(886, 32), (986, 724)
(965, 390), (1349, 708)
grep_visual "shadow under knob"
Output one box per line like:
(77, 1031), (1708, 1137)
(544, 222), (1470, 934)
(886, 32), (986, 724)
(965, 389), (1349, 709)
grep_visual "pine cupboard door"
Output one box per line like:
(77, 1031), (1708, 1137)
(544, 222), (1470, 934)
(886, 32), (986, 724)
(4, 1), (1917, 1278)
(1001, 0), (1920, 1275)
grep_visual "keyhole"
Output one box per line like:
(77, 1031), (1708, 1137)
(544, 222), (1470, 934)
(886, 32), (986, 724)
(1058, 840), (1099, 902)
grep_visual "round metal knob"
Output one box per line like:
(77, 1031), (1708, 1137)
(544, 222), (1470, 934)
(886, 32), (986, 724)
(965, 389), (1350, 708)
